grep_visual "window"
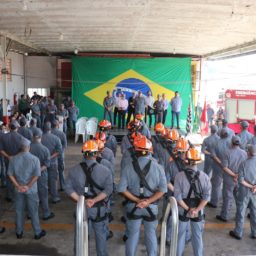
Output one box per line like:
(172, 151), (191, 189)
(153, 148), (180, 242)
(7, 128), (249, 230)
(27, 88), (50, 97)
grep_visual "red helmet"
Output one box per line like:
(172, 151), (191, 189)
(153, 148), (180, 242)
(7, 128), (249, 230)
(166, 129), (179, 141)
(98, 120), (111, 130)
(186, 148), (201, 161)
(95, 131), (106, 142)
(175, 137), (189, 152)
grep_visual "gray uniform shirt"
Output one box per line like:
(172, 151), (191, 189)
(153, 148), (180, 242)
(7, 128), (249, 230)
(18, 127), (33, 141)
(105, 134), (117, 155)
(51, 128), (67, 149)
(118, 155), (167, 197)
(0, 131), (24, 156)
(31, 104), (41, 117)
(238, 130), (253, 149)
(249, 136), (256, 145)
(30, 141), (51, 168)
(237, 156), (256, 198)
(68, 106), (79, 122)
(121, 135), (132, 154)
(65, 159), (113, 198)
(29, 126), (43, 137)
(222, 146), (247, 175)
(174, 166), (212, 215)
(101, 147), (115, 168)
(7, 151), (41, 194)
(41, 132), (62, 165)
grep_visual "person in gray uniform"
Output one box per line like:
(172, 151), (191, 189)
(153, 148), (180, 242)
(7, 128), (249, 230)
(170, 91), (182, 129)
(201, 125), (220, 176)
(46, 99), (57, 124)
(51, 120), (67, 191)
(216, 136), (247, 222)
(29, 118), (42, 137)
(118, 135), (167, 256)
(65, 140), (113, 256)
(41, 122), (62, 203)
(238, 121), (253, 149)
(30, 98), (41, 128)
(217, 119), (234, 139)
(0, 120), (24, 201)
(208, 128), (231, 208)
(135, 115), (151, 139)
(174, 148), (211, 256)
(103, 91), (115, 125)
(229, 144), (256, 240)
(68, 101), (79, 136)
(39, 97), (48, 128)
(134, 91), (146, 115)
(7, 137), (46, 240)
(57, 103), (69, 134)
(30, 129), (54, 220)
(249, 125), (256, 145)
(18, 117), (33, 141)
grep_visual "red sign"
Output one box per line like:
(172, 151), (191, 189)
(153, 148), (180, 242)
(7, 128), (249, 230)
(225, 89), (256, 100)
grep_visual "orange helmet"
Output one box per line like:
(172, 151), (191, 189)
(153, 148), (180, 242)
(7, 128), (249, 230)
(166, 129), (179, 141)
(176, 137), (189, 152)
(95, 131), (106, 142)
(95, 139), (104, 150)
(135, 114), (144, 121)
(186, 148), (201, 161)
(154, 123), (165, 133)
(98, 120), (111, 130)
(82, 140), (98, 153)
(133, 135), (153, 153)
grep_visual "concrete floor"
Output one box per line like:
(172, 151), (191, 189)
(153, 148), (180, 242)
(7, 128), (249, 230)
(0, 139), (255, 256)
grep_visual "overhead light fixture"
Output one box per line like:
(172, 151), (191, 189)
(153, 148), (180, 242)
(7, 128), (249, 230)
(23, 0), (28, 11)
(173, 48), (176, 55)
(24, 52), (28, 56)
(59, 33), (64, 41)
(74, 48), (78, 55)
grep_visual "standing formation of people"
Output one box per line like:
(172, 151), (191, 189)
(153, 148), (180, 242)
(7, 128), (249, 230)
(103, 90), (183, 129)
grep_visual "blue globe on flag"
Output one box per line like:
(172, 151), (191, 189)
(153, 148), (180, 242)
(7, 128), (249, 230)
(113, 78), (152, 99)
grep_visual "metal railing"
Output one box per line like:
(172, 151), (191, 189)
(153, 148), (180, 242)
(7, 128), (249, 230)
(76, 196), (89, 256)
(159, 196), (179, 256)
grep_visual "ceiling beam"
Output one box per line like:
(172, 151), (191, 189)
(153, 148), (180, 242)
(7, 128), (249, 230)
(0, 30), (50, 55)
(203, 39), (256, 59)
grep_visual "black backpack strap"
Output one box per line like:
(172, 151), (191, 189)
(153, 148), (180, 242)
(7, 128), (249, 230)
(96, 156), (102, 164)
(184, 169), (203, 199)
(80, 162), (104, 195)
(132, 159), (155, 194)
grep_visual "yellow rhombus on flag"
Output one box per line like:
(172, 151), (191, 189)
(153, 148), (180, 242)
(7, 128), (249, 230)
(85, 69), (175, 106)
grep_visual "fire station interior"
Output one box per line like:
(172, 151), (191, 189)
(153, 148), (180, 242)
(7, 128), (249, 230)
(0, 1), (256, 256)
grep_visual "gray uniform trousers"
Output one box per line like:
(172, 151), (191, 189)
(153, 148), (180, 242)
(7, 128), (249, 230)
(48, 164), (60, 201)
(177, 220), (204, 256)
(37, 170), (51, 218)
(15, 191), (41, 235)
(220, 175), (235, 220)
(203, 155), (213, 176)
(210, 162), (223, 206)
(125, 203), (158, 256)
(87, 206), (109, 256)
(58, 152), (65, 190)
(234, 193), (256, 237)
(4, 159), (14, 200)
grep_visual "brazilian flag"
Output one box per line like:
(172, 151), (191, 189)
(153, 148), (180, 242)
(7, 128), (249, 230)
(72, 57), (192, 128)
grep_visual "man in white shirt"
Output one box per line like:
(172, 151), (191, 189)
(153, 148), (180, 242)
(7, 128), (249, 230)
(162, 93), (169, 125)
(145, 91), (155, 128)
(117, 93), (128, 129)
